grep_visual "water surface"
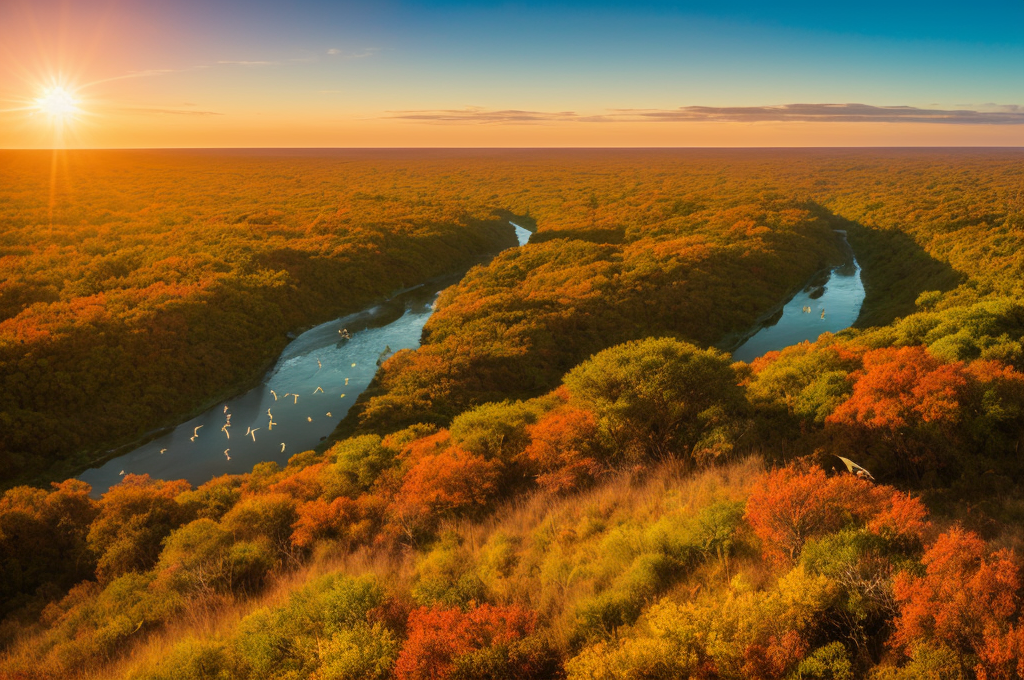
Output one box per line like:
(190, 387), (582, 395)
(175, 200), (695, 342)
(731, 237), (864, 363)
(79, 223), (532, 495)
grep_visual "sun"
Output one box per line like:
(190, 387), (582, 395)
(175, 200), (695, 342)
(35, 86), (80, 122)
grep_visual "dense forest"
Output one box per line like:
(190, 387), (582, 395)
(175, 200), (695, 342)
(2, 149), (1024, 679)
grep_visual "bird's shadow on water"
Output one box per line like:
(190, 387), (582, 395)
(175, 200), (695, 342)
(806, 202), (963, 328)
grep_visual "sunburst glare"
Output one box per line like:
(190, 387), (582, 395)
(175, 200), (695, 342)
(35, 86), (79, 121)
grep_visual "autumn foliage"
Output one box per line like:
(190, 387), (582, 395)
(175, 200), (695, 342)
(2, 149), (1024, 678)
(893, 527), (1024, 679)
(395, 604), (540, 680)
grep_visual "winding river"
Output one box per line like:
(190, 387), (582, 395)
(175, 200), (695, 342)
(79, 223), (533, 496)
(80, 225), (863, 496)
(731, 231), (865, 363)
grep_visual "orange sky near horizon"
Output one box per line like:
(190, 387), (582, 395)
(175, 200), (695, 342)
(6, 113), (1024, 149)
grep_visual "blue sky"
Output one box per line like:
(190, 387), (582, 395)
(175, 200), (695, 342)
(1, 0), (1021, 146)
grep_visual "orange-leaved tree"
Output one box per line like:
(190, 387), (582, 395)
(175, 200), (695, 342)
(892, 526), (1024, 679)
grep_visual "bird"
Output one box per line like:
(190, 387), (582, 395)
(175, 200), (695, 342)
(267, 408), (273, 417)
(344, 377), (349, 385)
(190, 435), (197, 442)
(223, 405), (229, 413)
(245, 426), (252, 436)
(159, 448), (166, 454)
(350, 362), (356, 367)
(340, 393), (346, 399)
(307, 416), (312, 422)
(283, 393), (291, 398)
(821, 309), (826, 320)
(119, 470), (125, 475)
(326, 412), (332, 418)
(224, 448), (230, 456)
(280, 442), (286, 453)
(222, 426), (230, 440)
(317, 357), (322, 370)
(268, 420), (277, 430)
(293, 394), (299, 404)
(836, 456), (875, 481)
(313, 386), (323, 394)
(225, 454), (231, 461)
(193, 425), (203, 437)
(270, 390), (278, 401)
(250, 427), (260, 441)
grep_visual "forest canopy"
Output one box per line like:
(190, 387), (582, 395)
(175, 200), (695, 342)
(2, 149), (1024, 679)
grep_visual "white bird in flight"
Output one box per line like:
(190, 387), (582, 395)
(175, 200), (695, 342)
(159, 448), (166, 454)
(268, 419), (277, 431)
(317, 357), (322, 370)
(270, 389), (278, 401)
(326, 412), (332, 417)
(193, 425), (203, 437)
(344, 378), (349, 385)
(223, 405), (229, 414)
(351, 362), (356, 367)
(307, 416), (312, 422)
(119, 470), (125, 475)
(280, 442), (286, 453)
(293, 394), (299, 404)
(250, 427), (260, 441)
(313, 386), (323, 394)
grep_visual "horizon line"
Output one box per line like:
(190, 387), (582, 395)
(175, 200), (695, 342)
(3, 145), (1024, 151)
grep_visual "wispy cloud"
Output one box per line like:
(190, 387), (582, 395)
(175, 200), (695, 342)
(327, 47), (379, 59)
(217, 60), (279, 66)
(386, 106), (591, 124)
(614, 104), (1024, 125)
(385, 103), (1024, 126)
(82, 67), (209, 88)
(107, 107), (223, 116)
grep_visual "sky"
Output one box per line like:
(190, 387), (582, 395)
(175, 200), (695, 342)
(0, 0), (1022, 147)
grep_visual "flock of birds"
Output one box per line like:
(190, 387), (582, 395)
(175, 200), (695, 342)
(118, 354), (358, 476)
(801, 305), (826, 319)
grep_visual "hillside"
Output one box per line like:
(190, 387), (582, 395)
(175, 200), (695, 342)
(1, 149), (1024, 679)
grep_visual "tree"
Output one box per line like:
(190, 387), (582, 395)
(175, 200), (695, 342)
(745, 465), (928, 563)
(86, 474), (192, 583)
(395, 604), (539, 680)
(390, 434), (498, 538)
(0, 479), (98, 616)
(523, 406), (602, 493)
(892, 527), (1024, 678)
(563, 337), (744, 464)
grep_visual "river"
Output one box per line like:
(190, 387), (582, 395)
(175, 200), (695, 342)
(731, 231), (865, 363)
(80, 224), (860, 495)
(78, 222), (533, 496)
